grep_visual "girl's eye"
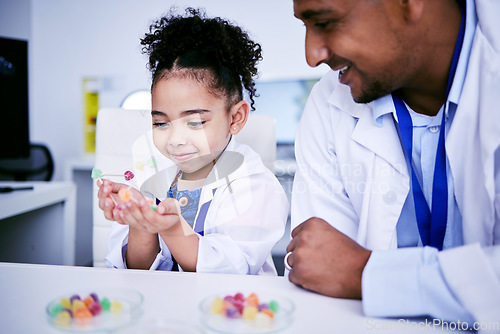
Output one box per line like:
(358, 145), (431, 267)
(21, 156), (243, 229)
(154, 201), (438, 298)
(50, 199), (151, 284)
(187, 121), (206, 129)
(153, 121), (170, 129)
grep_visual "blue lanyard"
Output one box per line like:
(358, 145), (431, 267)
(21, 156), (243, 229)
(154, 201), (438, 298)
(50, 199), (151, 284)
(392, 2), (465, 250)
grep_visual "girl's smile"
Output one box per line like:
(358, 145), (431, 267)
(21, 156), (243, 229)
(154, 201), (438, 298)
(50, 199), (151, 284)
(169, 152), (197, 162)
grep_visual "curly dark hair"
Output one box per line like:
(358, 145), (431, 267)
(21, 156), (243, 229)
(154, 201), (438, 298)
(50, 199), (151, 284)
(141, 7), (262, 111)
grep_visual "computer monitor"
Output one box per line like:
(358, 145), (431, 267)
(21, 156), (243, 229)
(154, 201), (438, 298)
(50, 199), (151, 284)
(0, 36), (30, 159)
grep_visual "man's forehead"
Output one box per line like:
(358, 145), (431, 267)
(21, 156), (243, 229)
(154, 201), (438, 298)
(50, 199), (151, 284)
(293, 0), (346, 19)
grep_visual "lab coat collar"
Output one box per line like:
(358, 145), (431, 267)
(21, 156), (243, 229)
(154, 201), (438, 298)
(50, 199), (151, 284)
(448, 0), (477, 106)
(327, 80), (365, 118)
(327, 78), (408, 176)
(203, 138), (248, 192)
(475, 0), (500, 51)
(139, 137), (261, 201)
(351, 106), (408, 176)
(199, 137), (266, 200)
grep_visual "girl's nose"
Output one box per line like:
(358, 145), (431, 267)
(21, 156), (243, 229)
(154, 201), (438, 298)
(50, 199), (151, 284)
(305, 31), (330, 68)
(168, 123), (187, 147)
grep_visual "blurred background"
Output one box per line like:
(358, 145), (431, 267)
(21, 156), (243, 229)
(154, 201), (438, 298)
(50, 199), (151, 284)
(0, 0), (330, 273)
(1, 0), (328, 179)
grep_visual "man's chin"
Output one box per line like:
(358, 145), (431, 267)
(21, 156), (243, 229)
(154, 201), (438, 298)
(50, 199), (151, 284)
(351, 87), (391, 104)
(352, 94), (376, 104)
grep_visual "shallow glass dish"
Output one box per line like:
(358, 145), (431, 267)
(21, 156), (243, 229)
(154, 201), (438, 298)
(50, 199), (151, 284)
(45, 288), (143, 332)
(199, 290), (294, 334)
(114, 318), (205, 334)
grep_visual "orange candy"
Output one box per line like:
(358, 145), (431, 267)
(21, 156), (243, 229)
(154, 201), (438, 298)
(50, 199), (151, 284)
(83, 296), (94, 307)
(74, 308), (92, 326)
(74, 308), (92, 318)
(246, 293), (259, 307)
(118, 188), (132, 202)
(261, 309), (275, 318)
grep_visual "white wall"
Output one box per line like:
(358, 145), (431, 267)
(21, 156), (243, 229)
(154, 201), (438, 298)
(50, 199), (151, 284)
(8, 0), (328, 180)
(0, 0), (31, 40)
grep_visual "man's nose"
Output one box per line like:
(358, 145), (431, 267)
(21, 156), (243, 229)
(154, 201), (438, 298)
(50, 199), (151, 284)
(305, 31), (330, 68)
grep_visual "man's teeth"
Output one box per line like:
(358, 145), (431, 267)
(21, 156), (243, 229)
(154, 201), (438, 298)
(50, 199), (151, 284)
(339, 64), (349, 73)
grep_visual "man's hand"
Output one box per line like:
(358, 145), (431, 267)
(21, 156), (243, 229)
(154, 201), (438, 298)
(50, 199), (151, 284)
(286, 217), (371, 299)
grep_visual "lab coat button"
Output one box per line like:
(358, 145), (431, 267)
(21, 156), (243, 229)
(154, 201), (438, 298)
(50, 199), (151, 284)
(383, 191), (396, 204)
(429, 126), (439, 133)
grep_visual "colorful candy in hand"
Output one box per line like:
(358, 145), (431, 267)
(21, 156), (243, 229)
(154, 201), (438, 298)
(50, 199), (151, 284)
(118, 188), (132, 202)
(210, 292), (278, 323)
(91, 168), (104, 179)
(49, 292), (123, 327)
(91, 168), (135, 181)
(93, 166), (159, 211)
(147, 198), (158, 211)
(124, 170), (134, 181)
(92, 156), (157, 180)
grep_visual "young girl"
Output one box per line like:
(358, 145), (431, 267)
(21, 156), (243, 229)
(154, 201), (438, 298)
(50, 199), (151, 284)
(97, 8), (289, 275)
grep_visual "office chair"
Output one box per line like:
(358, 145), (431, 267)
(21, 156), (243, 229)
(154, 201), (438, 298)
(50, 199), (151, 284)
(0, 143), (54, 181)
(92, 107), (276, 267)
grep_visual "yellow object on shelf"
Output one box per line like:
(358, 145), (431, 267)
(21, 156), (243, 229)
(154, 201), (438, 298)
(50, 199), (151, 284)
(83, 77), (100, 153)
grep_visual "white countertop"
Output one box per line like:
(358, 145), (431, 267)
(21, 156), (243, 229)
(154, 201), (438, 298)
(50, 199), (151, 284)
(0, 181), (75, 220)
(0, 262), (454, 333)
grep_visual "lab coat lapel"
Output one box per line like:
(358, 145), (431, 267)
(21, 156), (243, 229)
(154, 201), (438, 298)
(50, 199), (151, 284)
(328, 86), (409, 249)
(195, 140), (251, 233)
(352, 108), (410, 249)
(330, 87), (408, 176)
(351, 112), (408, 177)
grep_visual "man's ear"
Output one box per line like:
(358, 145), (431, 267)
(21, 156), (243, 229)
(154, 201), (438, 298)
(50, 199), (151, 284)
(229, 100), (249, 135)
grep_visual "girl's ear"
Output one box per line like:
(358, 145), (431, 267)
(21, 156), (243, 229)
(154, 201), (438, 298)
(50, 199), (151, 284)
(229, 100), (249, 135)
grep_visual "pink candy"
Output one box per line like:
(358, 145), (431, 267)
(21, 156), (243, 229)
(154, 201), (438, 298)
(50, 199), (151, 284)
(210, 292), (278, 320)
(124, 171), (134, 181)
(89, 301), (102, 315)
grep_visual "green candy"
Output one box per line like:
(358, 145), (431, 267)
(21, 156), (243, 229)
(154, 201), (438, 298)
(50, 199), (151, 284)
(100, 297), (111, 311)
(147, 157), (157, 168)
(268, 300), (279, 313)
(91, 168), (103, 179)
(49, 303), (64, 317)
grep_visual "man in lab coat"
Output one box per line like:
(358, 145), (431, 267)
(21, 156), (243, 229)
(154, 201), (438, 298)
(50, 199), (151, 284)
(287, 0), (500, 329)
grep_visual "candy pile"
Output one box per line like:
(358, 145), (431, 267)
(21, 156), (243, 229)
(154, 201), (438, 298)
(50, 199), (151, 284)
(210, 292), (279, 325)
(48, 292), (123, 327)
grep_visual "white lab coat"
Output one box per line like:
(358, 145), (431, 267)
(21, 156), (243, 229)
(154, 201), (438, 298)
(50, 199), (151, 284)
(292, 0), (500, 327)
(107, 139), (289, 275)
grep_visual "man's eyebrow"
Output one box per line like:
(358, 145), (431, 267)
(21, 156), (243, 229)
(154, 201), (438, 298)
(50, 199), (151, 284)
(296, 9), (335, 20)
